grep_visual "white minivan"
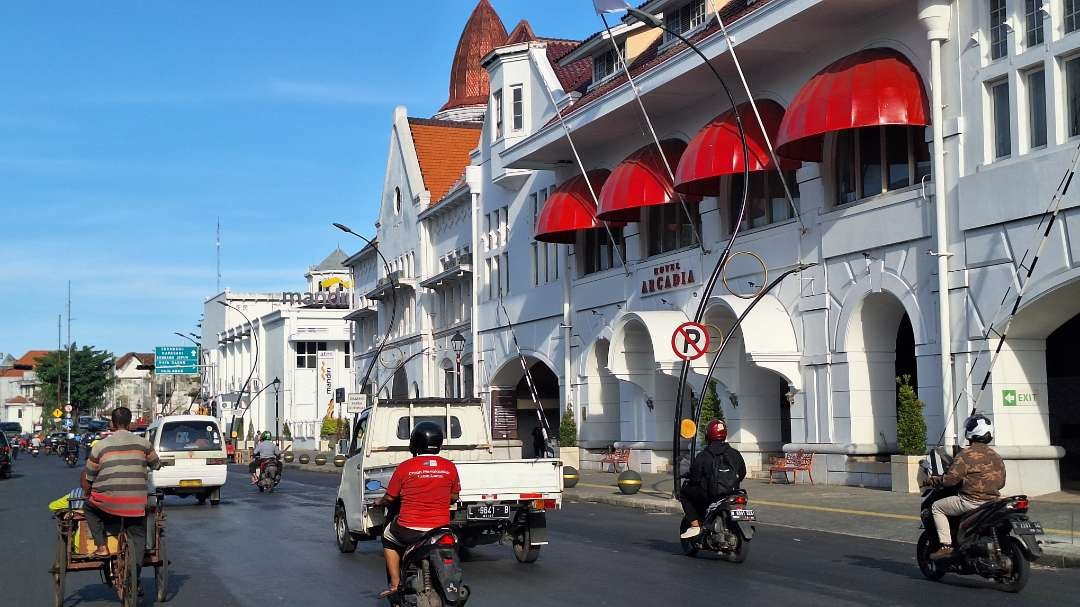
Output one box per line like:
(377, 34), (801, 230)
(146, 415), (228, 506)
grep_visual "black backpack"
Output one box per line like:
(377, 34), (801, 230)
(708, 450), (739, 499)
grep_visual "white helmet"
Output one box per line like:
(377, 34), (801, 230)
(963, 413), (994, 444)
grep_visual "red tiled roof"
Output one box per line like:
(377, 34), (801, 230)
(408, 118), (482, 204)
(1, 369), (24, 377)
(5, 395), (28, 404)
(16, 350), (50, 368)
(546, 39), (592, 94)
(441, 0), (509, 112)
(505, 19), (537, 45)
(555, 1), (775, 123)
(115, 352), (155, 370)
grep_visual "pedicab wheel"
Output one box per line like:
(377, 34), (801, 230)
(511, 528), (540, 563)
(52, 534), (66, 607)
(117, 533), (138, 607)
(916, 530), (946, 581)
(678, 518), (699, 557)
(155, 535), (169, 603)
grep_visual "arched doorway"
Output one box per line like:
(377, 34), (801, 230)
(1047, 313), (1080, 489)
(391, 367), (408, 399)
(582, 337), (619, 445)
(490, 355), (561, 458)
(842, 291), (917, 450)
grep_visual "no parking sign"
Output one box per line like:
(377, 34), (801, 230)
(671, 322), (710, 361)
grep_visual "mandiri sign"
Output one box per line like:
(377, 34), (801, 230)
(154, 346), (199, 375)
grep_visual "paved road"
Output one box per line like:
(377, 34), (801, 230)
(3, 455), (1079, 606)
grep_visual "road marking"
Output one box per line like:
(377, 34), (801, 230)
(573, 485), (1074, 536)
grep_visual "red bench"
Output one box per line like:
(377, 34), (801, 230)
(600, 448), (631, 473)
(768, 450), (815, 485)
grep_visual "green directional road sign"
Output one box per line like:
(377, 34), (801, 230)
(154, 346), (199, 375)
(1002, 389), (1017, 407)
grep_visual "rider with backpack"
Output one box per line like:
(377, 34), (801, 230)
(679, 420), (746, 540)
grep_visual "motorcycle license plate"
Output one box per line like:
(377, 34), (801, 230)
(467, 504), (510, 520)
(179, 479), (203, 488)
(729, 509), (756, 521)
(1011, 520), (1044, 535)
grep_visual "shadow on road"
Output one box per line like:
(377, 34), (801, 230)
(843, 553), (924, 580)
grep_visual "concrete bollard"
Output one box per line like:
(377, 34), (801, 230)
(298, 454), (310, 464)
(314, 454), (328, 466)
(562, 465), (579, 488)
(333, 454), (346, 467)
(617, 470), (642, 495)
(283, 452), (294, 463)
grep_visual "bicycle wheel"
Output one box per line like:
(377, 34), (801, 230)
(155, 532), (169, 603)
(52, 533), (67, 607)
(116, 532), (138, 607)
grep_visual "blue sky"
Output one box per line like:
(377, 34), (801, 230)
(0, 1), (602, 357)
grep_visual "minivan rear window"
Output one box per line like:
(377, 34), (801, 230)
(396, 416), (462, 440)
(158, 421), (222, 452)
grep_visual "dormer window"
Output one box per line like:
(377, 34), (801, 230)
(592, 42), (625, 84)
(663, 0), (707, 44)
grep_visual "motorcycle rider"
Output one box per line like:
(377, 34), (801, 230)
(372, 421), (461, 599)
(924, 413), (1006, 559)
(249, 431), (281, 485)
(679, 419), (746, 540)
(64, 433), (80, 462)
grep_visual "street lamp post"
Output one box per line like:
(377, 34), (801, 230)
(450, 332), (466, 399)
(217, 300), (259, 438)
(273, 377), (281, 448)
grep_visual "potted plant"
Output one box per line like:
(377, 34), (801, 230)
(891, 375), (928, 493)
(558, 410), (580, 470)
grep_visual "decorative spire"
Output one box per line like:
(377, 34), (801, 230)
(439, 0), (508, 112)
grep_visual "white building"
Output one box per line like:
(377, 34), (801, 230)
(1, 350), (48, 430)
(203, 250), (354, 446)
(336, 0), (1080, 495)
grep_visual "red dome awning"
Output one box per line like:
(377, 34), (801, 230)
(675, 100), (802, 196)
(535, 169), (611, 244)
(597, 139), (699, 222)
(776, 48), (930, 162)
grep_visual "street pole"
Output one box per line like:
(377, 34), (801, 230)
(274, 378), (281, 448)
(66, 280), (72, 422)
(57, 315), (62, 433)
(455, 353), (462, 399)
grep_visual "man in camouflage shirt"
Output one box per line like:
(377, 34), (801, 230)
(925, 413), (1005, 559)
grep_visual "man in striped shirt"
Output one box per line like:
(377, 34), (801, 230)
(81, 407), (160, 559)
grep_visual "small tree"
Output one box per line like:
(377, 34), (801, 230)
(697, 380), (724, 441)
(282, 421), (293, 440)
(896, 375), (928, 456)
(558, 410), (577, 448)
(321, 418), (347, 438)
(246, 423), (255, 442)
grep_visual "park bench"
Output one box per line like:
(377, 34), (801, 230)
(600, 448), (631, 473)
(768, 450), (815, 485)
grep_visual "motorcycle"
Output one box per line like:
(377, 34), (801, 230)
(30, 445), (39, 457)
(916, 448), (1044, 592)
(389, 524), (470, 607)
(678, 487), (755, 562)
(257, 456), (282, 493)
(64, 449), (79, 468)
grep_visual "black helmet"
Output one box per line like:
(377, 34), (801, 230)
(409, 421), (444, 456)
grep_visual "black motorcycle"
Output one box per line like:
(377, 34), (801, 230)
(678, 488), (755, 562)
(389, 525), (469, 607)
(64, 449), (79, 468)
(916, 448), (1043, 592)
(257, 456), (282, 493)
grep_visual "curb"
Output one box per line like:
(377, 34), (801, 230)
(284, 462), (342, 475)
(565, 489), (1080, 569)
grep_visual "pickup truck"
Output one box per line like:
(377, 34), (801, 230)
(334, 398), (562, 563)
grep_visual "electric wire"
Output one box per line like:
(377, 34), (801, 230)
(496, 293), (555, 457)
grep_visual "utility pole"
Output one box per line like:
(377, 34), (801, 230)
(57, 315), (62, 432)
(216, 217), (222, 293)
(66, 281), (72, 423)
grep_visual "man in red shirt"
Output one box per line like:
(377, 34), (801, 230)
(373, 421), (460, 599)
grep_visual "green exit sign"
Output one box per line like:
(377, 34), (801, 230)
(1002, 389), (1037, 407)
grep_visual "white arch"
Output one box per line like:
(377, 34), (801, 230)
(703, 293), (802, 390)
(834, 270), (928, 351)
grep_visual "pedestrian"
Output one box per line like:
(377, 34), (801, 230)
(81, 406), (161, 575)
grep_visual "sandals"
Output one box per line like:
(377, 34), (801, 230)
(377, 587), (398, 599)
(92, 548), (110, 558)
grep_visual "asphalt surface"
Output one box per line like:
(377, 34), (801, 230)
(2, 455), (1079, 606)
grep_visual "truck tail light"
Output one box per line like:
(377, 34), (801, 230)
(532, 499), (557, 510)
(519, 493), (542, 499)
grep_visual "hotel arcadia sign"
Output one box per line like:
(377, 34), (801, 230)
(281, 290), (351, 308)
(641, 259), (697, 296)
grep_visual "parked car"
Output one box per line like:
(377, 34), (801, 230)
(0, 431), (13, 478)
(146, 415), (228, 506)
(0, 422), (22, 457)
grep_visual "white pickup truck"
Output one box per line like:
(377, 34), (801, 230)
(333, 398), (562, 563)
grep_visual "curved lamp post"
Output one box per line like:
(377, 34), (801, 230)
(451, 331), (466, 398)
(217, 300), (259, 436)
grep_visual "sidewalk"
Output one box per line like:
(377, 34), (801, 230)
(568, 469), (1080, 569)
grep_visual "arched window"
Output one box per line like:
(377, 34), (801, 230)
(834, 126), (930, 206)
(393, 187), (402, 215)
(730, 170), (800, 232)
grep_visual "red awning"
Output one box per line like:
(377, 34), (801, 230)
(597, 139), (698, 222)
(675, 100), (801, 196)
(534, 169), (611, 244)
(776, 48), (930, 162)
